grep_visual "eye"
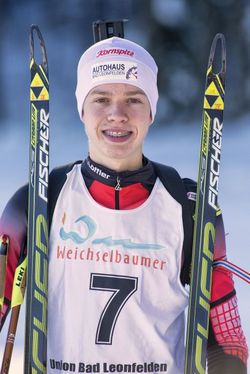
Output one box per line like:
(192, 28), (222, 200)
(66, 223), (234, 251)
(94, 97), (110, 104)
(127, 97), (143, 104)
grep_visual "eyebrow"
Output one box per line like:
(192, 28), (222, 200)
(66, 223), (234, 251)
(124, 90), (146, 96)
(89, 89), (146, 97)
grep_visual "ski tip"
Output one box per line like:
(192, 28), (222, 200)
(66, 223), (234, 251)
(208, 33), (226, 76)
(29, 24), (48, 70)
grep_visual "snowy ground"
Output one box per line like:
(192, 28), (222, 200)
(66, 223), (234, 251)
(0, 114), (249, 372)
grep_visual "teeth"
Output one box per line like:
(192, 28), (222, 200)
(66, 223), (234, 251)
(105, 131), (130, 137)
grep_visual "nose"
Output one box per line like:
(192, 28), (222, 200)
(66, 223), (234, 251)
(107, 102), (128, 123)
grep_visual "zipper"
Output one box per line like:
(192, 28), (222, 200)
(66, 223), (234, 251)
(115, 176), (122, 210)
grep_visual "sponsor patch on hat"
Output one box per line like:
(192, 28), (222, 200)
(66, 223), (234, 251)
(96, 48), (135, 57)
(91, 61), (137, 82)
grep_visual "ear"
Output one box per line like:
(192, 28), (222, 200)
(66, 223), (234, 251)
(149, 111), (154, 126)
(81, 106), (85, 123)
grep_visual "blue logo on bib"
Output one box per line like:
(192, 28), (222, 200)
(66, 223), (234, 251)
(59, 214), (164, 250)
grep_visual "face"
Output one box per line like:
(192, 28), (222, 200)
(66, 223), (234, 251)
(82, 83), (152, 171)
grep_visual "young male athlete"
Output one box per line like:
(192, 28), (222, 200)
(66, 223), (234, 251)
(0, 36), (248, 373)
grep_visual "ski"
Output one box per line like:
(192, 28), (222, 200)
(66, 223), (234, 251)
(24, 25), (49, 374)
(184, 33), (226, 374)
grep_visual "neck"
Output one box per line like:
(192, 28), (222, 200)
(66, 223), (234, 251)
(88, 154), (143, 172)
(84, 156), (155, 189)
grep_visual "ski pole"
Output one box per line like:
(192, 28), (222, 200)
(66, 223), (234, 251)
(1, 256), (26, 374)
(0, 235), (9, 317)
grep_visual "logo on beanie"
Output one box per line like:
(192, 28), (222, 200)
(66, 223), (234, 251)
(96, 48), (134, 58)
(126, 66), (137, 80)
(91, 61), (138, 82)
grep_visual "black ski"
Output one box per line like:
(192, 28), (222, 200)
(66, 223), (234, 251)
(184, 33), (226, 374)
(24, 25), (49, 374)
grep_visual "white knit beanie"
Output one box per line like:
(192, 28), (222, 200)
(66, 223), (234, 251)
(75, 37), (158, 121)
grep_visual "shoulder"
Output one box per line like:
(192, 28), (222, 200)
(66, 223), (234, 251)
(48, 160), (82, 225)
(49, 160), (82, 180)
(151, 160), (195, 188)
(1, 183), (29, 221)
(151, 160), (196, 204)
(182, 178), (196, 193)
(49, 160), (83, 191)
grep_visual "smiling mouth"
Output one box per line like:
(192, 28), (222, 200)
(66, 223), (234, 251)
(102, 130), (133, 142)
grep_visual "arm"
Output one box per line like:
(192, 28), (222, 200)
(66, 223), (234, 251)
(183, 178), (248, 372)
(207, 213), (248, 373)
(0, 184), (28, 330)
